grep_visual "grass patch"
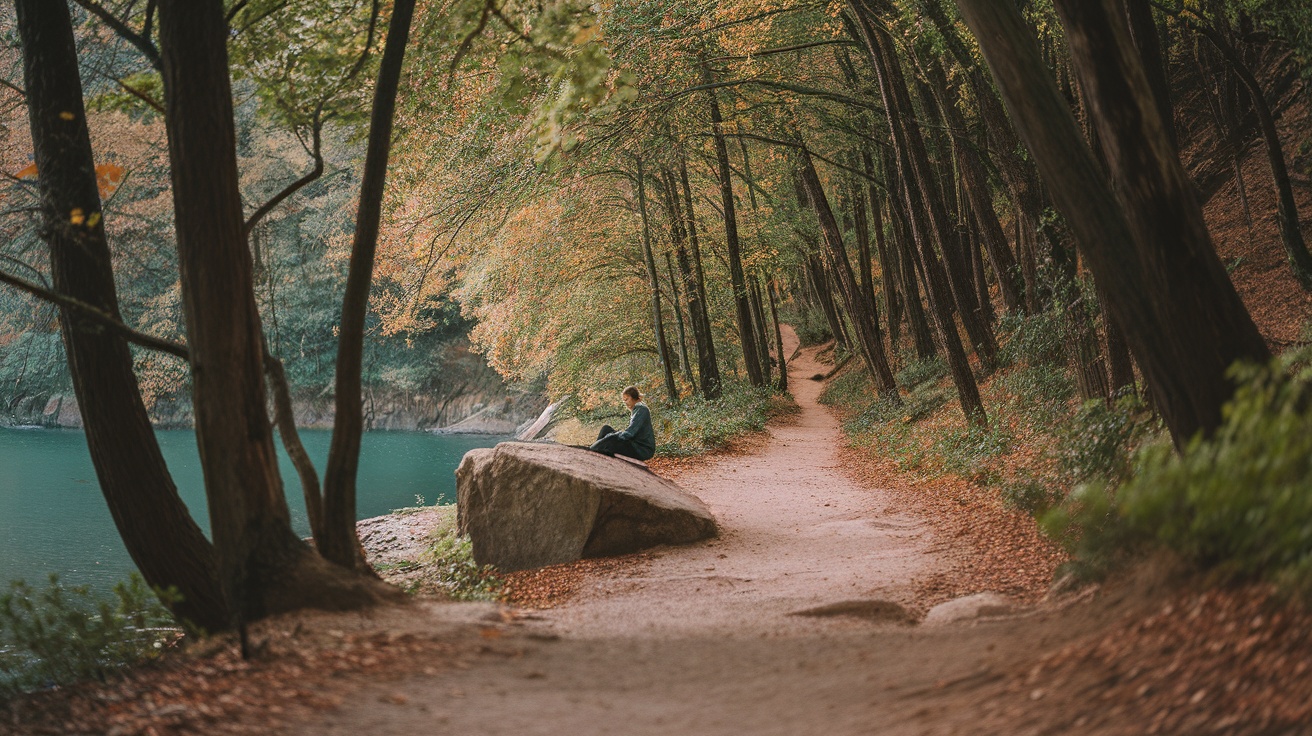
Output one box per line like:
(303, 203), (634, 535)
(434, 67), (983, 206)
(1, 574), (181, 697)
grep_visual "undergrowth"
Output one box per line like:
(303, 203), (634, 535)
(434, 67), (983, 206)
(422, 506), (502, 601)
(0, 574), (181, 697)
(655, 383), (793, 456)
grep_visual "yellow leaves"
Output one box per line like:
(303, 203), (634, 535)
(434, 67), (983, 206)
(59, 111), (75, 121)
(69, 208), (85, 226)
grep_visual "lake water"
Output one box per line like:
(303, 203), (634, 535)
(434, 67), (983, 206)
(0, 427), (506, 591)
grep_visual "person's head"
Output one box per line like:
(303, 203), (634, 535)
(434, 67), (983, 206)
(622, 386), (641, 409)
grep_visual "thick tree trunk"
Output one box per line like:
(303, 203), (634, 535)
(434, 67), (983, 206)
(636, 159), (679, 400)
(322, 0), (416, 571)
(797, 151), (899, 398)
(157, 0), (398, 622)
(956, 0), (1271, 444)
(1122, 0), (1175, 149)
(16, 0), (226, 632)
(704, 69), (764, 386)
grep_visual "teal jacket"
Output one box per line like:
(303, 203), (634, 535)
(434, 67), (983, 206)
(616, 402), (656, 460)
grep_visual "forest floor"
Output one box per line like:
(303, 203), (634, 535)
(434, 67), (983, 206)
(5, 328), (1312, 735)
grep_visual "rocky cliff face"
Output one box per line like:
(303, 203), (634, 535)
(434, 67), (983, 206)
(1, 341), (545, 433)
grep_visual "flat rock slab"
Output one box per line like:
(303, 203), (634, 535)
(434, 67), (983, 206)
(456, 442), (718, 572)
(923, 592), (1016, 626)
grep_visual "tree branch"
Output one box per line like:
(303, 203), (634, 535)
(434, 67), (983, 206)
(709, 39), (858, 61)
(243, 112), (325, 236)
(70, 0), (162, 70)
(0, 268), (188, 360)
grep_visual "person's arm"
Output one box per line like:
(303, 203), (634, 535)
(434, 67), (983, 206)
(616, 404), (650, 440)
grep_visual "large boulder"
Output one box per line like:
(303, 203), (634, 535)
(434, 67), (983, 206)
(456, 442), (717, 571)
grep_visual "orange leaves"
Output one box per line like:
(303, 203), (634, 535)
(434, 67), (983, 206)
(13, 162), (128, 200)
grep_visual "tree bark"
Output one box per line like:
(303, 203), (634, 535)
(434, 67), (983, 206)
(703, 68), (764, 387)
(884, 163), (938, 361)
(322, 0), (416, 571)
(955, 0), (1271, 444)
(158, 0), (399, 622)
(767, 278), (788, 391)
(16, 0), (226, 633)
(797, 150), (899, 398)
(862, 151), (903, 351)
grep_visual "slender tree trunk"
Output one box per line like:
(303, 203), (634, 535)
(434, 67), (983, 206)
(885, 169), (938, 360)
(1122, 0), (1176, 150)
(862, 151), (902, 351)
(665, 251), (695, 387)
(678, 156), (720, 389)
(966, 210), (995, 324)
(863, 30), (985, 421)
(807, 255), (850, 351)
(703, 67), (764, 386)
(956, 0), (1271, 444)
(749, 278), (773, 387)
(853, 3), (998, 372)
(1186, 16), (1312, 292)
(767, 278), (788, 391)
(158, 0), (397, 623)
(848, 169), (887, 358)
(797, 150), (899, 397)
(322, 0), (416, 571)
(664, 168), (721, 399)
(16, 0), (226, 632)
(636, 158), (679, 400)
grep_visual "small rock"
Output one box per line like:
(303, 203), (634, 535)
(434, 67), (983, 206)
(923, 592), (1016, 625)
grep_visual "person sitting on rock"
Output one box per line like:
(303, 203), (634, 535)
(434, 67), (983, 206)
(589, 386), (656, 461)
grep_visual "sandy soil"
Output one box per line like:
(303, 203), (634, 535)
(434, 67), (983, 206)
(298, 329), (1110, 736)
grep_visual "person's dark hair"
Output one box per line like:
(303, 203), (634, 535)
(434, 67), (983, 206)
(622, 386), (641, 401)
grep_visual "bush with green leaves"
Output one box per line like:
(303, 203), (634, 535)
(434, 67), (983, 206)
(423, 507), (503, 601)
(1056, 392), (1155, 485)
(997, 306), (1066, 368)
(1043, 350), (1312, 590)
(996, 362), (1075, 424)
(0, 574), (181, 697)
(655, 383), (788, 456)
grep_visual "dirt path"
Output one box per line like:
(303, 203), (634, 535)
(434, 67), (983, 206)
(302, 330), (1114, 735)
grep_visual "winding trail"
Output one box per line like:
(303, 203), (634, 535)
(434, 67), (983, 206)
(309, 328), (1084, 735)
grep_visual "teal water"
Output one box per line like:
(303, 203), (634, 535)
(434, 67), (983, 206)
(0, 427), (505, 591)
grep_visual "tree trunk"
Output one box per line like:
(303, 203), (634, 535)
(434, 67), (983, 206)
(158, 0), (398, 623)
(663, 167), (721, 399)
(678, 156), (721, 394)
(636, 158), (679, 400)
(703, 68), (764, 386)
(852, 3), (998, 372)
(1122, 0), (1176, 150)
(955, 0), (1271, 444)
(797, 150), (899, 398)
(863, 30), (986, 421)
(665, 251), (695, 387)
(767, 278), (789, 391)
(1187, 16), (1312, 292)
(884, 166), (938, 360)
(16, 0), (226, 632)
(322, 0), (416, 571)
(862, 151), (903, 351)
(749, 277), (774, 387)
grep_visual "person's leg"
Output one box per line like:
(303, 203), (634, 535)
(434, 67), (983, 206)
(609, 440), (643, 460)
(597, 424), (616, 441)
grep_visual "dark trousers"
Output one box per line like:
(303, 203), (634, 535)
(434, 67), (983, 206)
(589, 424), (643, 460)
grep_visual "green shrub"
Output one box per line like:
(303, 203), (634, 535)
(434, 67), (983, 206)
(423, 508), (502, 601)
(0, 574), (181, 696)
(655, 383), (786, 456)
(1044, 350), (1312, 590)
(785, 307), (833, 347)
(1001, 472), (1060, 516)
(1056, 392), (1154, 485)
(998, 307), (1066, 368)
(996, 363), (1074, 424)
